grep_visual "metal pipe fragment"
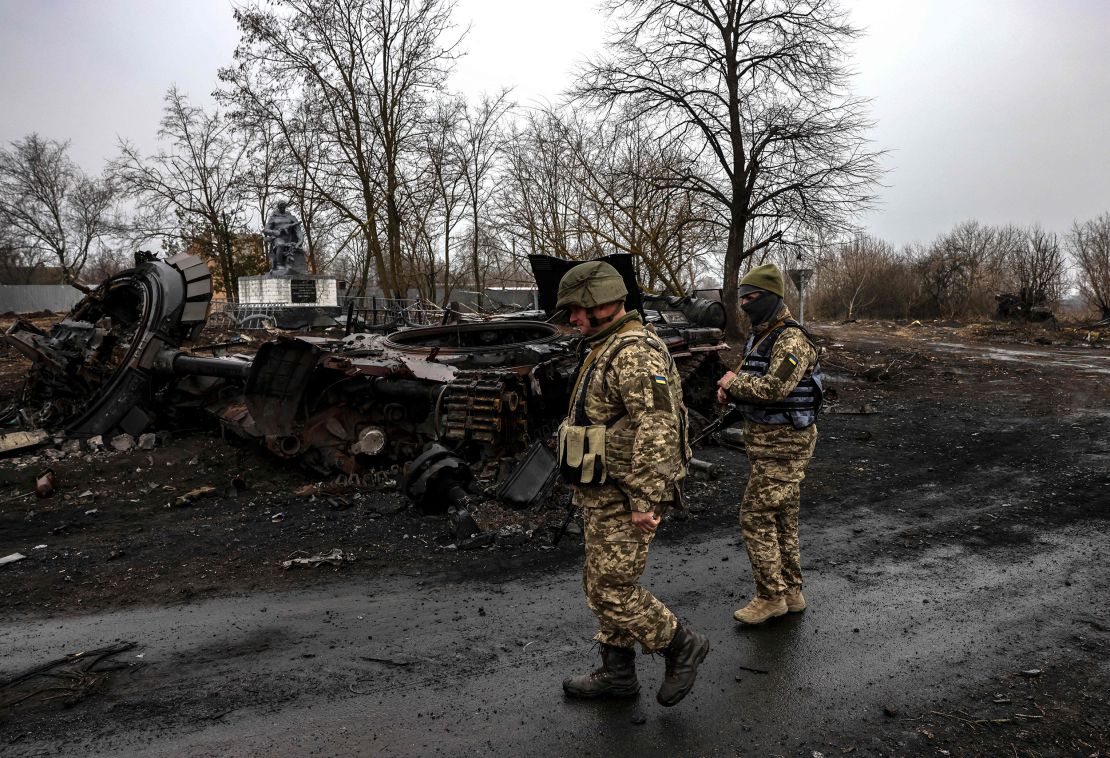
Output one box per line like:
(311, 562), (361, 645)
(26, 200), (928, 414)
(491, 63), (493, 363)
(169, 354), (253, 380)
(688, 458), (720, 480)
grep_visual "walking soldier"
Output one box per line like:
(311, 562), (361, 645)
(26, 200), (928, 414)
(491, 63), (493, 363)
(556, 260), (710, 707)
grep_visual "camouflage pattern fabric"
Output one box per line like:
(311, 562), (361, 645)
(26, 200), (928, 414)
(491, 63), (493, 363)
(582, 500), (678, 652)
(725, 306), (820, 599)
(740, 423), (817, 598)
(571, 312), (689, 512)
(725, 306), (818, 404)
(566, 310), (688, 653)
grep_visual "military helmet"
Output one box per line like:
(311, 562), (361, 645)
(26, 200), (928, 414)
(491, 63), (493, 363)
(556, 260), (628, 310)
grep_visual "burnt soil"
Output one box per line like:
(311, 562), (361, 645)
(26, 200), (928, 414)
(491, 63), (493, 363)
(0, 317), (1108, 756)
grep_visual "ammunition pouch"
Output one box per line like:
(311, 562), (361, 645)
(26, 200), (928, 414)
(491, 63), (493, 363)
(557, 422), (609, 485)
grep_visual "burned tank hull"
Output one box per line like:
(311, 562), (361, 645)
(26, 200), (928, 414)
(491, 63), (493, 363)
(2, 253), (215, 438)
(214, 320), (576, 478)
(4, 252), (731, 516)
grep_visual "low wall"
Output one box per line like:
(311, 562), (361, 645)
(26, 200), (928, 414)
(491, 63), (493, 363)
(0, 285), (85, 314)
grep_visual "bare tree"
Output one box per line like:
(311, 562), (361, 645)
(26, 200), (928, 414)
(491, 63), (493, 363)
(1068, 213), (1110, 319)
(0, 226), (48, 284)
(0, 134), (115, 285)
(575, 0), (882, 338)
(398, 168), (441, 302)
(237, 119), (283, 239)
(561, 110), (717, 293)
(539, 111), (716, 294)
(221, 0), (462, 298)
(495, 106), (717, 294)
(420, 97), (467, 302)
(455, 90), (512, 301)
(496, 108), (592, 262)
(110, 88), (254, 298)
(814, 234), (892, 319)
(916, 220), (1015, 319)
(82, 246), (133, 282)
(1007, 225), (1067, 318)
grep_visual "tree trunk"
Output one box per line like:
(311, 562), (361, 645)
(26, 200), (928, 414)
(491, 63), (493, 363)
(471, 200), (481, 308)
(386, 193), (403, 299)
(218, 218), (237, 303)
(442, 208), (453, 305)
(365, 216), (392, 299)
(722, 212), (746, 343)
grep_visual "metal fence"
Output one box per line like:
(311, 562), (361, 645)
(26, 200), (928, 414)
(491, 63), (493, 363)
(207, 300), (291, 328)
(202, 297), (446, 331)
(343, 296), (446, 334)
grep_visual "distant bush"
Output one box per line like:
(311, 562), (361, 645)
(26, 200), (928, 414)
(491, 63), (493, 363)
(809, 234), (921, 320)
(806, 220), (1071, 322)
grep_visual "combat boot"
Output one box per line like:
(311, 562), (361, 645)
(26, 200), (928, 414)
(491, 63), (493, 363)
(733, 595), (788, 624)
(656, 625), (710, 707)
(784, 588), (806, 612)
(562, 643), (639, 698)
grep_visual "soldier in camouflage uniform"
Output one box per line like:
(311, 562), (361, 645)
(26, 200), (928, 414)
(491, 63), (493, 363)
(556, 260), (710, 707)
(717, 264), (824, 625)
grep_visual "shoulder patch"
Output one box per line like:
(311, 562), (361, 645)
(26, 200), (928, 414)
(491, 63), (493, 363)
(647, 374), (673, 412)
(774, 353), (800, 381)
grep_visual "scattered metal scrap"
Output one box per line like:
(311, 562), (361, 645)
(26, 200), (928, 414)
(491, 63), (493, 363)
(35, 468), (55, 498)
(281, 548), (355, 570)
(0, 490), (33, 506)
(0, 429), (49, 456)
(173, 485), (218, 507)
(2, 250), (217, 437)
(822, 350), (928, 383)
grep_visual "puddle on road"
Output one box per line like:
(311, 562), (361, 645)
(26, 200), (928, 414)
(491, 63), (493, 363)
(931, 342), (1110, 375)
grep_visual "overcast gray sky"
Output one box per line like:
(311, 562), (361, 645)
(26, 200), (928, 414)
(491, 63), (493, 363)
(1, 0), (1108, 247)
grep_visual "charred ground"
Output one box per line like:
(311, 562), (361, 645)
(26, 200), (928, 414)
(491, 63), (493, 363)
(1, 317), (1108, 756)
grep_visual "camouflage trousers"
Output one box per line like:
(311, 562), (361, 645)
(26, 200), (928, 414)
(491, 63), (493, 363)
(740, 423), (818, 599)
(581, 501), (678, 653)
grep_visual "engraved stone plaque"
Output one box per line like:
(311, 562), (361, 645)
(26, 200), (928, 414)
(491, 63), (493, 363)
(290, 279), (317, 304)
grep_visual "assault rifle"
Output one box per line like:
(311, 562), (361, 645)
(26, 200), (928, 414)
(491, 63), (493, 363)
(690, 403), (743, 447)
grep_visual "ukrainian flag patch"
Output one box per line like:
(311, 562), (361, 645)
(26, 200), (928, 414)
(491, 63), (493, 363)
(774, 353), (801, 381)
(650, 373), (672, 411)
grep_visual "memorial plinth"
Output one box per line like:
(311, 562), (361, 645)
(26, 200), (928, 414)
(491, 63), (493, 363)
(238, 274), (339, 307)
(237, 274), (342, 329)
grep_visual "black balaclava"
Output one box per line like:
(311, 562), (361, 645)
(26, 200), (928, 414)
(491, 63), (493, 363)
(741, 290), (782, 328)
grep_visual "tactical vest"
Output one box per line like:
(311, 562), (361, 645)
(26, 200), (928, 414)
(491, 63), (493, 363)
(558, 325), (689, 491)
(737, 319), (824, 429)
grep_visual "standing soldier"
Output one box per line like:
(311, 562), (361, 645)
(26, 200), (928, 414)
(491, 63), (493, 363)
(556, 260), (710, 707)
(717, 264), (823, 625)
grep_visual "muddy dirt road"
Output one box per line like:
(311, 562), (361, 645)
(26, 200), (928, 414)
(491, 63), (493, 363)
(1, 320), (1108, 756)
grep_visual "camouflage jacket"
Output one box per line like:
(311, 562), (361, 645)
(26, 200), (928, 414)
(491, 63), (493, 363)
(725, 306), (821, 448)
(567, 312), (689, 512)
(725, 306), (817, 404)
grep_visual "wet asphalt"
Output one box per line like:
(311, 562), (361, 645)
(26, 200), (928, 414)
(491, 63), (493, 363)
(3, 513), (1106, 757)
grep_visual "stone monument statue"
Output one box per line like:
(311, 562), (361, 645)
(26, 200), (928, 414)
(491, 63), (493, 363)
(263, 200), (307, 275)
(239, 199), (338, 317)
